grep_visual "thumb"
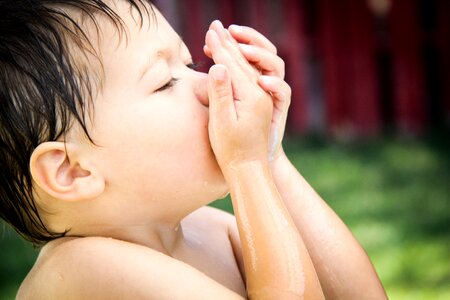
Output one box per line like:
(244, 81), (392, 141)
(208, 64), (236, 124)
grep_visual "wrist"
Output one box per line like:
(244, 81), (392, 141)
(222, 158), (272, 189)
(223, 158), (270, 177)
(270, 148), (289, 171)
(269, 149), (297, 185)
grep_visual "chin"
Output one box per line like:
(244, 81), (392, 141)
(218, 189), (230, 200)
(212, 185), (230, 202)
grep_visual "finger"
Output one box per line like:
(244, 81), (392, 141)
(239, 44), (285, 78)
(205, 29), (256, 100)
(205, 30), (248, 83)
(209, 20), (228, 40)
(205, 43), (265, 76)
(208, 21), (258, 79)
(209, 20), (240, 49)
(258, 76), (291, 112)
(204, 30), (241, 57)
(258, 76), (291, 160)
(203, 44), (212, 58)
(208, 64), (237, 124)
(228, 25), (277, 55)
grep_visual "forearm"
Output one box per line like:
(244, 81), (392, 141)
(270, 151), (386, 299)
(205, 21), (324, 299)
(225, 160), (323, 300)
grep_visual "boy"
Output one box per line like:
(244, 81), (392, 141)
(0, 0), (386, 298)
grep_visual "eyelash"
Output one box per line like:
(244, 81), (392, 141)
(155, 62), (199, 93)
(156, 78), (179, 93)
(186, 62), (200, 70)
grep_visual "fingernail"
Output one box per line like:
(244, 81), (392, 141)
(206, 29), (220, 48)
(216, 20), (224, 30)
(212, 20), (227, 39)
(211, 20), (224, 32)
(239, 43), (252, 53)
(225, 29), (238, 43)
(211, 65), (227, 82)
(259, 75), (272, 84)
(229, 24), (241, 33)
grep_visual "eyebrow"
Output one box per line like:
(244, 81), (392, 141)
(138, 37), (184, 82)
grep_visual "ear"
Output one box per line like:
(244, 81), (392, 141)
(30, 142), (105, 202)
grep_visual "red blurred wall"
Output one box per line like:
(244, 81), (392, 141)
(154, 0), (450, 137)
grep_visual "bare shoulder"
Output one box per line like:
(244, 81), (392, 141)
(17, 236), (243, 300)
(183, 205), (236, 226)
(183, 206), (242, 249)
(184, 206), (245, 280)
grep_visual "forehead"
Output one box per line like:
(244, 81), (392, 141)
(99, 2), (164, 44)
(90, 2), (177, 59)
(68, 1), (184, 90)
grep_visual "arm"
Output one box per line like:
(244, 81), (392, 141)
(226, 160), (323, 299)
(223, 25), (387, 299)
(205, 21), (324, 299)
(270, 151), (387, 299)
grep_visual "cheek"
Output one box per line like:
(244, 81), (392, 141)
(138, 103), (210, 157)
(150, 106), (216, 176)
(92, 100), (220, 194)
(128, 105), (222, 199)
(94, 99), (207, 149)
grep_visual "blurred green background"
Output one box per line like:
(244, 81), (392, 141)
(1, 134), (449, 299)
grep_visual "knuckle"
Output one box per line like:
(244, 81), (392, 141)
(285, 96), (292, 107)
(271, 45), (278, 55)
(214, 85), (231, 100)
(278, 57), (285, 71)
(255, 87), (267, 101)
(285, 84), (292, 98)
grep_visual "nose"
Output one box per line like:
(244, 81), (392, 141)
(192, 71), (209, 107)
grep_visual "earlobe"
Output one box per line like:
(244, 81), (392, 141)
(30, 142), (105, 202)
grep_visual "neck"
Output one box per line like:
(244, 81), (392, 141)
(66, 216), (186, 256)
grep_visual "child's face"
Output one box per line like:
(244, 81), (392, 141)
(74, 2), (227, 213)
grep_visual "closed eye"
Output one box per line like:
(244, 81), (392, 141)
(186, 62), (199, 70)
(155, 78), (179, 93)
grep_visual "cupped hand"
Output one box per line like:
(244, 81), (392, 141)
(205, 24), (291, 161)
(205, 21), (273, 172)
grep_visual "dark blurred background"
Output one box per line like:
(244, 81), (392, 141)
(157, 0), (450, 138)
(1, 0), (449, 299)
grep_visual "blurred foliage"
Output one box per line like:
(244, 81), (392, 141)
(281, 133), (450, 299)
(1, 133), (449, 299)
(0, 226), (38, 299)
